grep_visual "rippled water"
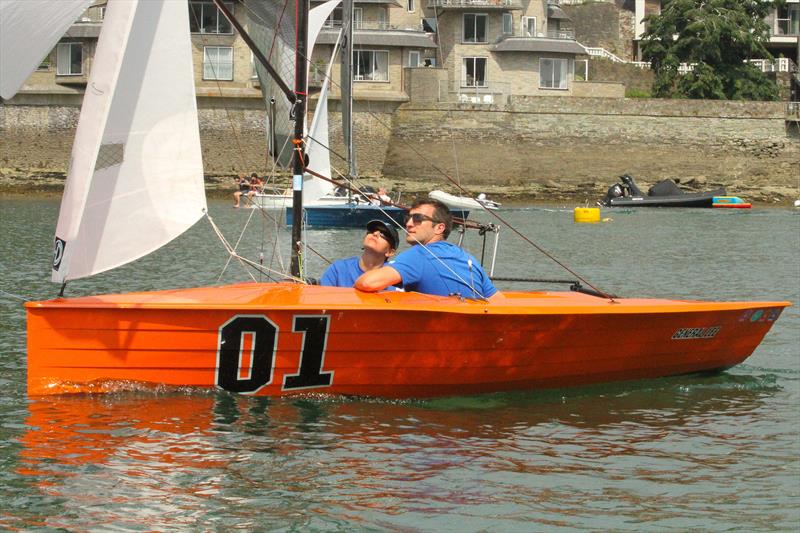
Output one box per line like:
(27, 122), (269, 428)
(1, 198), (798, 531)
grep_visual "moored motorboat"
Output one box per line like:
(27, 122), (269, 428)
(601, 174), (726, 208)
(429, 190), (500, 210)
(712, 196), (752, 209)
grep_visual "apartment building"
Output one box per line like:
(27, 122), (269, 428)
(10, 0), (589, 105)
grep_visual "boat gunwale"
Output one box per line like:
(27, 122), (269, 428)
(23, 284), (792, 315)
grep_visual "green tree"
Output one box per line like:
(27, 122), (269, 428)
(641, 0), (782, 100)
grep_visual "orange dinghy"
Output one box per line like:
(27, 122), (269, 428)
(26, 283), (789, 397)
(7, 0), (790, 399)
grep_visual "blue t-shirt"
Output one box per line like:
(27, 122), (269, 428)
(320, 256), (363, 287)
(389, 241), (497, 299)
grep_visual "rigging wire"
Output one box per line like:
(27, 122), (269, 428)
(0, 289), (30, 302)
(231, 0), (613, 299)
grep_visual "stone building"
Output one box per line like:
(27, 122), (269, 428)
(9, 0), (594, 105)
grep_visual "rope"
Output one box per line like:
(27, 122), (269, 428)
(0, 289), (30, 302)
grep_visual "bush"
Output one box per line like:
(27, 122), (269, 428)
(625, 88), (652, 98)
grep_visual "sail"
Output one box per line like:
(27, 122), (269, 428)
(304, 32), (343, 200)
(0, 0), (93, 99)
(244, 0), (340, 167)
(52, 0), (205, 283)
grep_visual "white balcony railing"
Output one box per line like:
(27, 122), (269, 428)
(586, 47), (797, 75)
(427, 0), (518, 8)
(439, 80), (510, 105)
(545, 29), (575, 39)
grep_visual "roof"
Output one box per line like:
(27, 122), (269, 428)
(317, 29), (437, 48)
(489, 37), (587, 55)
(547, 4), (571, 20)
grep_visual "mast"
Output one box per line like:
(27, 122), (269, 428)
(341, 0), (356, 180)
(290, 0), (310, 278)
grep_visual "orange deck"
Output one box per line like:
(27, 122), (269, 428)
(25, 283), (790, 397)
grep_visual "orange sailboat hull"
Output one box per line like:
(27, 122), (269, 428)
(25, 283), (789, 398)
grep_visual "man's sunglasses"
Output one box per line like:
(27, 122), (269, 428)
(404, 213), (439, 225)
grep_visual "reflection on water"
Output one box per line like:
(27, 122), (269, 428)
(7, 372), (792, 531)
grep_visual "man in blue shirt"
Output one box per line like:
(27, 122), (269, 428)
(320, 220), (400, 287)
(355, 199), (500, 300)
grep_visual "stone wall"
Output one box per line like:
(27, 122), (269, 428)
(381, 97), (799, 200)
(572, 81), (626, 98)
(589, 58), (654, 95)
(2, 95), (797, 201)
(564, 2), (630, 60)
(0, 95), (396, 178)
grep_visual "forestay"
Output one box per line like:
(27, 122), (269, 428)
(52, 0), (205, 283)
(0, 0), (93, 100)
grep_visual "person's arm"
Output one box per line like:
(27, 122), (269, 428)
(354, 266), (402, 292)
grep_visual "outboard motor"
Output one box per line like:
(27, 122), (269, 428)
(601, 183), (624, 206)
(619, 174), (646, 197)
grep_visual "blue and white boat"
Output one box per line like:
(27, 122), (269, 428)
(287, 203), (469, 228)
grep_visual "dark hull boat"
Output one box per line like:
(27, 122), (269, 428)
(601, 175), (726, 208)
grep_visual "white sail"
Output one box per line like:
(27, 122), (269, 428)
(304, 31), (343, 200)
(0, 0), (93, 99)
(52, 0), (205, 283)
(308, 0), (341, 61)
(300, 0), (342, 200)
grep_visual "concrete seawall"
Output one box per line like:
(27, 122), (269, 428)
(1, 94), (797, 203)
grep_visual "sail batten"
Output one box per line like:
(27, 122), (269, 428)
(52, 0), (205, 283)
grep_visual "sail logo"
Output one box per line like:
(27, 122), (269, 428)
(671, 326), (721, 340)
(53, 237), (66, 271)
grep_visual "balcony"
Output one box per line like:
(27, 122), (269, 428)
(427, 0), (524, 10)
(323, 20), (415, 31)
(438, 80), (511, 105)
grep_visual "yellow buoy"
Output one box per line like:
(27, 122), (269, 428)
(574, 207), (601, 223)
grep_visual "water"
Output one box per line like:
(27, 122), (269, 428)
(1, 198), (798, 531)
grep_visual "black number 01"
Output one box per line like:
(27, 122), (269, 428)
(215, 315), (333, 394)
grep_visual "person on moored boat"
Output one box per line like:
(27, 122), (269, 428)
(232, 173), (249, 208)
(355, 199), (500, 301)
(320, 220), (399, 288)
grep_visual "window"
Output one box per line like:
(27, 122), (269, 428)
(56, 43), (82, 75)
(407, 0), (415, 12)
(251, 52), (259, 79)
(463, 14), (487, 43)
(776, 4), (800, 35)
(408, 50), (421, 67)
(189, 1), (233, 34)
(37, 54), (51, 71)
(353, 50), (389, 81)
(540, 58), (568, 89)
(522, 16), (537, 37)
(326, 7), (362, 28)
(462, 57), (487, 87)
(502, 13), (513, 35)
(203, 46), (233, 80)
(378, 8), (387, 30)
(325, 7), (342, 27)
(99, 6), (105, 19)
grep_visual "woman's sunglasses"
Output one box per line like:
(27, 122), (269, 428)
(404, 213), (439, 225)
